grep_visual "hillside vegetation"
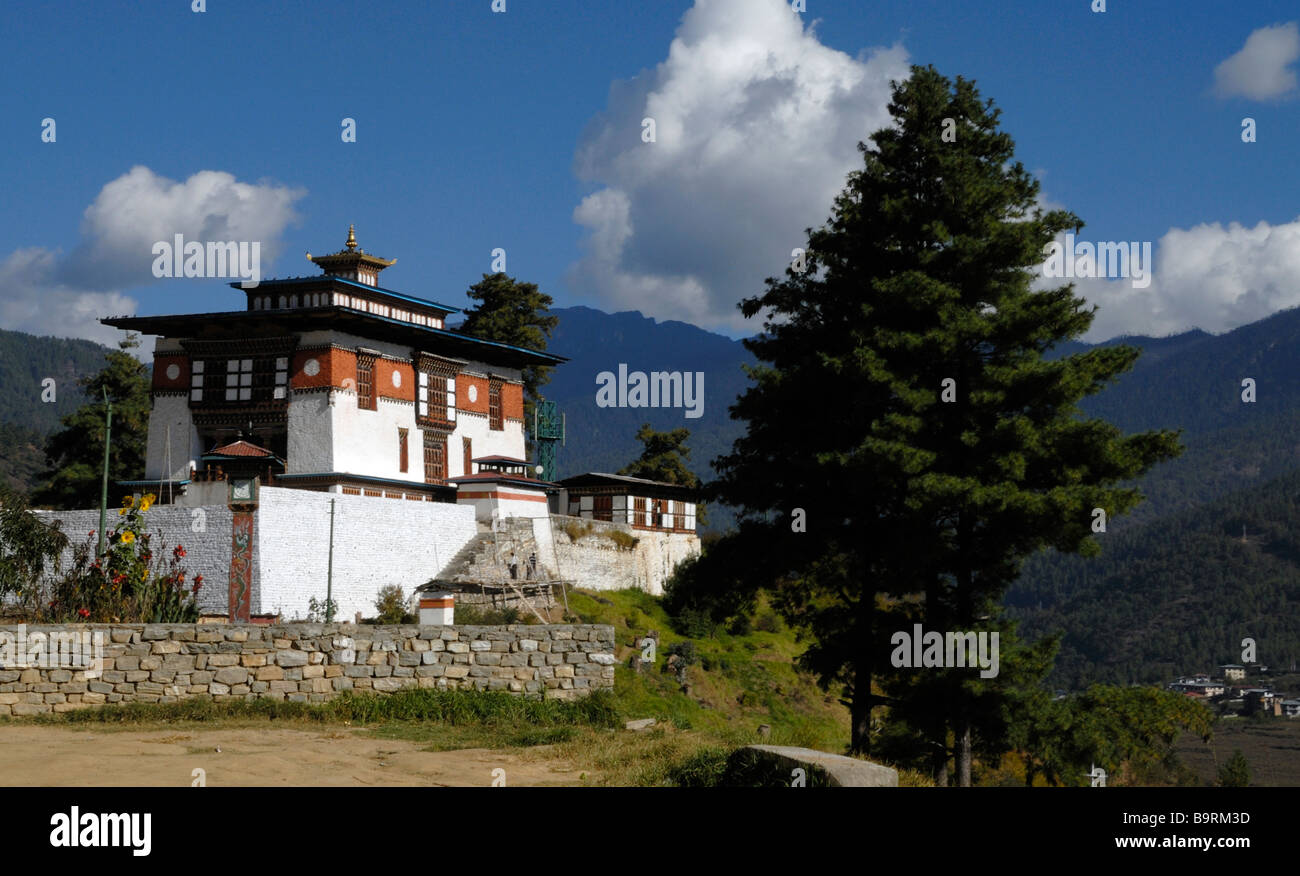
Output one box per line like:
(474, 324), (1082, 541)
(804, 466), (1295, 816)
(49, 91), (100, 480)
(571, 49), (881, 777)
(1011, 467), (1300, 688)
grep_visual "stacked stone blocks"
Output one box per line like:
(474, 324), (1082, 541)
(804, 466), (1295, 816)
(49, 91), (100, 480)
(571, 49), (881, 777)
(0, 623), (616, 715)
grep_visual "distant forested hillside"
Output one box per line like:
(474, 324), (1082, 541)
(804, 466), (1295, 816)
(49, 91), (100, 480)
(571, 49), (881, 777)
(1010, 467), (1300, 688)
(0, 328), (107, 433)
(0, 329), (109, 491)
(540, 306), (754, 481)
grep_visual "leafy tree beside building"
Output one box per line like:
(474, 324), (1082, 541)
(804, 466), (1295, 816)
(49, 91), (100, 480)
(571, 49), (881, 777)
(31, 334), (150, 510)
(619, 422), (707, 525)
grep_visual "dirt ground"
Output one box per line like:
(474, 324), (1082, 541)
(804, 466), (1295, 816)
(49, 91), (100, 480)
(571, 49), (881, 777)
(0, 724), (582, 787)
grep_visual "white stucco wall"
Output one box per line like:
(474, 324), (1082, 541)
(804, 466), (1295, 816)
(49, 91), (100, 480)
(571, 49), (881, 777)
(458, 490), (550, 523)
(144, 394), (203, 481)
(453, 410), (526, 477)
(32, 505), (236, 615)
(286, 391), (334, 474)
(330, 394), (419, 482)
(254, 487), (477, 620)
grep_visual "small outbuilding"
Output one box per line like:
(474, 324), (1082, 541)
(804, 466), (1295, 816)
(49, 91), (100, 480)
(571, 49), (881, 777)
(556, 472), (698, 533)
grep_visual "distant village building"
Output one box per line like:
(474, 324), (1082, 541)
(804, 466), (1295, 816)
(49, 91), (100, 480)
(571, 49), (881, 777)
(1169, 679), (1225, 698)
(1219, 664), (1246, 681)
(1243, 689), (1279, 716)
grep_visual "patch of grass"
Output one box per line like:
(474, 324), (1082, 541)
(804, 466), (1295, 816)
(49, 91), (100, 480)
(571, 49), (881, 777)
(605, 530), (639, 551)
(12, 688), (621, 730)
(453, 603), (522, 625)
(664, 745), (731, 787)
(561, 520), (594, 542)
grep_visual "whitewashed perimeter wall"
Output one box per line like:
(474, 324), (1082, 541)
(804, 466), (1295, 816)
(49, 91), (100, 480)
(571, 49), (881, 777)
(255, 487), (477, 621)
(31, 506), (236, 615)
(528, 516), (700, 597)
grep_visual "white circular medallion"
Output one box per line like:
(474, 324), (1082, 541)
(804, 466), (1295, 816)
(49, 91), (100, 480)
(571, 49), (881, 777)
(392, 370), (402, 388)
(468, 385), (478, 403)
(165, 363), (180, 380)
(304, 358), (320, 377)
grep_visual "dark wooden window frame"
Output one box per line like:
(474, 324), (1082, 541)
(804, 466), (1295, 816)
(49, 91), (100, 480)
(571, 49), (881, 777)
(415, 353), (460, 430)
(356, 352), (377, 410)
(423, 431), (447, 485)
(488, 378), (503, 431)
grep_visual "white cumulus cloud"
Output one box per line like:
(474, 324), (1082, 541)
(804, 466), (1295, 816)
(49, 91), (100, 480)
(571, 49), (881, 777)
(0, 166), (304, 344)
(567, 0), (910, 333)
(1213, 21), (1299, 100)
(1057, 218), (1300, 342)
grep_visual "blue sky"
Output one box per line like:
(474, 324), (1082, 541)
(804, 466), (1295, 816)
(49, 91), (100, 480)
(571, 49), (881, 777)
(3, 0), (1298, 346)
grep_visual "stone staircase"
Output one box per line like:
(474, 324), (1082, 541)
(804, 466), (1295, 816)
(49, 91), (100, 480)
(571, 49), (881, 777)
(436, 518), (544, 585)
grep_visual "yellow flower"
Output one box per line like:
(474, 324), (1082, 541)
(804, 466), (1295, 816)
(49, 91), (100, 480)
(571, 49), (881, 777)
(119, 531), (135, 545)
(122, 496), (135, 509)
(118, 508), (127, 516)
(140, 498), (154, 512)
(140, 569), (148, 580)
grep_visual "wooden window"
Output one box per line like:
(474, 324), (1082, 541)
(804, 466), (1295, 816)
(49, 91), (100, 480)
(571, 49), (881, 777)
(398, 428), (409, 473)
(593, 494), (613, 522)
(415, 355), (458, 428)
(224, 358), (252, 402)
(488, 379), (503, 431)
(463, 437), (473, 477)
(189, 360), (204, 403)
(423, 432), (446, 484)
(357, 353), (376, 410)
(192, 356), (286, 406)
(342, 486), (361, 496)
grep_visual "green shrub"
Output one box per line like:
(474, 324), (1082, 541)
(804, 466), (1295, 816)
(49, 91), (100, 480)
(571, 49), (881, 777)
(673, 606), (716, 639)
(306, 596), (338, 623)
(727, 614), (753, 636)
(374, 585), (413, 624)
(754, 611), (782, 633)
(664, 640), (698, 666)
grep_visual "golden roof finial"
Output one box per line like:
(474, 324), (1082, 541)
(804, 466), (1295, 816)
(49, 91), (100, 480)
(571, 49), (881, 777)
(346, 224), (357, 251)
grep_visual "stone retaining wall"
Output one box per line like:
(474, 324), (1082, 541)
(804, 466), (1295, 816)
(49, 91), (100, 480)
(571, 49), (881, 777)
(0, 623), (616, 715)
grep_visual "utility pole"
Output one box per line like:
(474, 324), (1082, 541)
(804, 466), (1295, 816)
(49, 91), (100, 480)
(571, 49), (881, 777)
(326, 498), (336, 622)
(96, 387), (113, 557)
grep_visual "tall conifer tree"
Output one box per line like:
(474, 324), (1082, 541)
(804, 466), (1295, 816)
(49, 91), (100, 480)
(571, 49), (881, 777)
(698, 65), (1181, 780)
